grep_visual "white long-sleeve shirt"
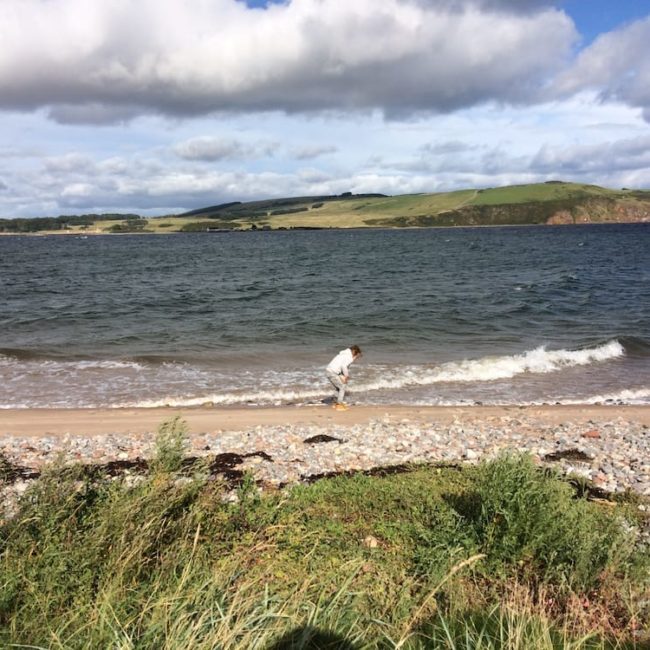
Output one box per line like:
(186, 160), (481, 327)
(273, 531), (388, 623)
(326, 348), (355, 377)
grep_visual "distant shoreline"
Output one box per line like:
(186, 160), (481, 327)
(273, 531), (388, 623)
(2, 181), (649, 234)
(1, 220), (649, 237)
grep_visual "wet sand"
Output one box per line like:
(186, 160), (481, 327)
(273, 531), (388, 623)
(2, 404), (649, 438)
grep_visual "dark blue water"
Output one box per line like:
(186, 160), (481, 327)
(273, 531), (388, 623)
(1, 224), (649, 407)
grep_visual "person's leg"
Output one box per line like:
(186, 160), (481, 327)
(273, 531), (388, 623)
(337, 379), (346, 404)
(327, 371), (346, 403)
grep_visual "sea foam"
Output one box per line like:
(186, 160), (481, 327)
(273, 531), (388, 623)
(361, 340), (625, 391)
(0, 355), (144, 371)
(119, 340), (625, 408)
(562, 387), (650, 406)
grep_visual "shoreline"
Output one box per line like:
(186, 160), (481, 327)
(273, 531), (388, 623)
(2, 404), (649, 496)
(2, 404), (650, 438)
(2, 220), (649, 237)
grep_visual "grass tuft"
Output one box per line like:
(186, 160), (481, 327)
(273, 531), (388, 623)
(150, 415), (189, 474)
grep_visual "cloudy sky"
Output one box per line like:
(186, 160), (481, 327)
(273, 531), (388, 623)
(1, 0), (649, 218)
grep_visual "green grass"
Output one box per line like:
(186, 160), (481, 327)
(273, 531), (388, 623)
(468, 183), (618, 206)
(1, 419), (648, 648)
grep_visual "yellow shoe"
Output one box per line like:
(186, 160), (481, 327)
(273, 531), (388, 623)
(333, 403), (349, 411)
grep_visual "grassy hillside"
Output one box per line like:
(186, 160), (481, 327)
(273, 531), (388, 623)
(162, 181), (650, 230)
(468, 182), (618, 205)
(2, 182), (649, 234)
(363, 182), (650, 229)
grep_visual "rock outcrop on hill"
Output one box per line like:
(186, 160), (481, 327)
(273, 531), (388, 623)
(546, 199), (650, 224)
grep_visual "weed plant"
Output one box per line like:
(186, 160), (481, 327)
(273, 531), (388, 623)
(150, 415), (189, 473)
(1, 419), (648, 649)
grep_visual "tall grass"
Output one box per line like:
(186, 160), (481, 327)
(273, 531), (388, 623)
(1, 420), (647, 648)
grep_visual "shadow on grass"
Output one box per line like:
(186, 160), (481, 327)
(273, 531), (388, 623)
(266, 625), (359, 650)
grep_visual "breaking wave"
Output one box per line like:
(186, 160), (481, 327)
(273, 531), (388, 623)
(561, 388), (650, 406)
(360, 340), (625, 391)
(0, 355), (144, 371)
(119, 340), (626, 408)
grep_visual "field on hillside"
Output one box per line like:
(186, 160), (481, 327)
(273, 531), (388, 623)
(153, 182), (646, 230)
(467, 183), (620, 206)
(4, 182), (648, 233)
(239, 190), (470, 229)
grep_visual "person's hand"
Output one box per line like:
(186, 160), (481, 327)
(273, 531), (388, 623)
(342, 376), (348, 383)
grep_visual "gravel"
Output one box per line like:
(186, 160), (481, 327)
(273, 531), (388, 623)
(1, 412), (648, 499)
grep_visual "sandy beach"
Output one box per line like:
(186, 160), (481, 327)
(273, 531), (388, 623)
(1, 403), (648, 497)
(1, 403), (649, 438)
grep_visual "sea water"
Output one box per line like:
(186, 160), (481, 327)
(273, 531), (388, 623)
(1, 224), (648, 408)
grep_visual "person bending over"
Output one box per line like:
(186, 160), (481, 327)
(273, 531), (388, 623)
(326, 345), (362, 408)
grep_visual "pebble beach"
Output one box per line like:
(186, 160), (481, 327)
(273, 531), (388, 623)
(2, 406), (649, 507)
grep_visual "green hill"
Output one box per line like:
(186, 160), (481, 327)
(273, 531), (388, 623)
(2, 182), (649, 234)
(361, 182), (650, 228)
(164, 181), (649, 231)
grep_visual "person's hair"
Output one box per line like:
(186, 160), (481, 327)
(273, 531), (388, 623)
(350, 345), (362, 356)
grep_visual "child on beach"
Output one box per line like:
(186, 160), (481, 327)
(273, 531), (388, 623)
(326, 345), (362, 409)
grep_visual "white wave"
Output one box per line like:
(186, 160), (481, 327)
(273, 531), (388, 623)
(356, 340), (625, 392)
(115, 386), (328, 409)
(445, 340), (625, 381)
(117, 341), (626, 408)
(66, 360), (144, 370)
(560, 388), (650, 406)
(0, 357), (144, 370)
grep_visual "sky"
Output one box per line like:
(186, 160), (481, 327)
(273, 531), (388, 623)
(1, 0), (649, 218)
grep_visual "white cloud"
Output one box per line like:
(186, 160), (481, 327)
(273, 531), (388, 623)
(420, 140), (479, 155)
(530, 135), (650, 175)
(0, 0), (577, 122)
(553, 17), (650, 121)
(43, 153), (96, 173)
(291, 144), (338, 160)
(395, 0), (559, 15)
(97, 157), (130, 174)
(174, 136), (279, 161)
(296, 168), (333, 183)
(174, 137), (250, 161)
(1, 89), (648, 218)
(4, 139), (649, 218)
(61, 182), (95, 197)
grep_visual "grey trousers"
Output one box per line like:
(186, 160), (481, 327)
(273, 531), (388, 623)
(326, 371), (347, 403)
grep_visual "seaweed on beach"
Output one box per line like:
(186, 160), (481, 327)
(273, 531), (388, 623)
(0, 452), (39, 483)
(206, 451), (274, 486)
(303, 434), (344, 445)
(544, 448), (593, 462)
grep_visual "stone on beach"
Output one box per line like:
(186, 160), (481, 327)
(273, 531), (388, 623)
(1, 412), (649, 509)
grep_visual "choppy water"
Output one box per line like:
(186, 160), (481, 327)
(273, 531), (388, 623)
(1, 224), (649, 408)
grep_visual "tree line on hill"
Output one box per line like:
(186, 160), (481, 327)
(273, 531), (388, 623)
(179, 192), (386, 220)
(0, 214), (142, 233)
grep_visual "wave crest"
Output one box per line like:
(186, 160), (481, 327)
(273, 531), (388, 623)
(406, 339), (624, 386)
(119, 341), (625, 408)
